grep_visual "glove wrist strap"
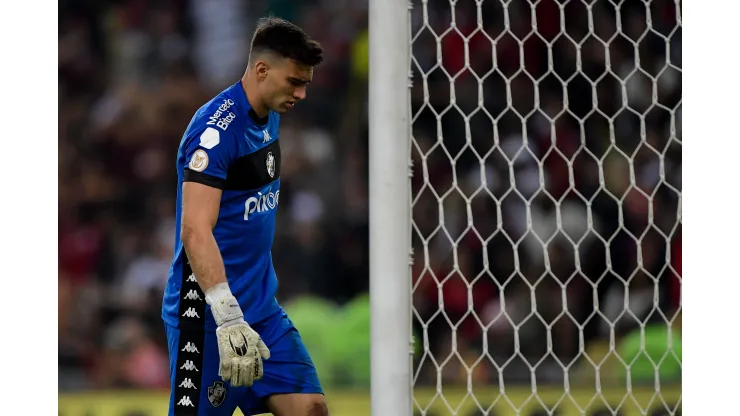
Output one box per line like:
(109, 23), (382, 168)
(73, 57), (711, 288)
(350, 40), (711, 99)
(205, 283), (244, 326)
(205, 282), (232, 306)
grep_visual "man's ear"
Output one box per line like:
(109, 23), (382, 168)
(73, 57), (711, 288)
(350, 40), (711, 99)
(255, 60), (270, 80)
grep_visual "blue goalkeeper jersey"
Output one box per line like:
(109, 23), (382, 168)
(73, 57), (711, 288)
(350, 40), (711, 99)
(162, 81), (282, 331)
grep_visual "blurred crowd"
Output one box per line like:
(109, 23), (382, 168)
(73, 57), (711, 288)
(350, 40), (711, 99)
(58, 0), (681, 392)
(409, 0), (681, 385)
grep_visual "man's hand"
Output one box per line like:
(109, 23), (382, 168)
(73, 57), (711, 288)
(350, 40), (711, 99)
(207, 285), (271, 387)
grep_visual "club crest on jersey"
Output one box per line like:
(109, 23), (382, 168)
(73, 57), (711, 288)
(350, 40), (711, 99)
(266, 151), (275, 178)
(207, 381), (227, 407)
(189, 149), (209, 172)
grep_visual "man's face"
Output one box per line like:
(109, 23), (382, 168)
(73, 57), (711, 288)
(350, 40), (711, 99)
(262, 57), (313, 113)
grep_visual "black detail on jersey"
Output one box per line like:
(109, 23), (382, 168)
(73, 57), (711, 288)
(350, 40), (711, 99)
(183, 170), (227, 189)
(223, 140), (281, 191)
(177, 254), (207, 331)
(248, 108), (269, 126)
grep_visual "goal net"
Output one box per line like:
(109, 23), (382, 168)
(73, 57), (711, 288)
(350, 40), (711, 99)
(408, 0), (682, 415)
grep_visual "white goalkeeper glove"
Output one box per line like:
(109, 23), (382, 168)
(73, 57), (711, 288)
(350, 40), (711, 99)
(206, 283), (270, 387)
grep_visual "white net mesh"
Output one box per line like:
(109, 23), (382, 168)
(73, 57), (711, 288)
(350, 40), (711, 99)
(409, 0), (682, 415)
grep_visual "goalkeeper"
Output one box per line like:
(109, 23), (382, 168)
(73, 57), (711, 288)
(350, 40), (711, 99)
(161, 17), (327, 416)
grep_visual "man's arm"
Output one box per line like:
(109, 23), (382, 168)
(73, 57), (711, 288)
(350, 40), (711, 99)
(181, 180), (269, 386)
(180, 181), (226, 294)
(178, 124), (269, 387)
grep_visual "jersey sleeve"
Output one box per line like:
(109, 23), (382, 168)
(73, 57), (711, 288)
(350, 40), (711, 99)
(182, 126), (237, 189)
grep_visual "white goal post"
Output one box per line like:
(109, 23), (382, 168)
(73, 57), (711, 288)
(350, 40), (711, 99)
(369, 0), (413, 415)
(369, 0), (681, 415)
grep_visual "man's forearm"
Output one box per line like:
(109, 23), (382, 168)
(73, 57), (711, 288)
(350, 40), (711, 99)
(182, 228), (227, 293)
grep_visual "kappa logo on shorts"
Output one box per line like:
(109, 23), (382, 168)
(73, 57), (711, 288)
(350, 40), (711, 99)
(179, 378), (197, 389)
(183, 289), (202, 301)
(182, 307), (201, 319)
(181, 342), (200, 354)
(207, 381), (227, 407)
(180, 360), (199, 372)
(177, 395), (195, 407)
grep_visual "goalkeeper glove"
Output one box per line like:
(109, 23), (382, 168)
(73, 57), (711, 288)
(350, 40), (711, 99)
(206, 283), (271, 387)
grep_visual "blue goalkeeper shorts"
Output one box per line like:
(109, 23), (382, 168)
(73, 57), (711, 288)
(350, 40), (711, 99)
(165, 308), (323, 415)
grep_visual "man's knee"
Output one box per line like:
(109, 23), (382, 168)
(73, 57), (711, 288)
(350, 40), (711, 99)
(307, 398), (329, 416)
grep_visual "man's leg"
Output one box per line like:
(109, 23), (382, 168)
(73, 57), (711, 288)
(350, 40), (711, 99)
(265, 393), (328, 416)
(165, 322), (246, 415)
(239, 309), (325, 416)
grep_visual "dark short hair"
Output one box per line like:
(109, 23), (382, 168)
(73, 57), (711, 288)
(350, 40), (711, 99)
(250, 17), (324, 67)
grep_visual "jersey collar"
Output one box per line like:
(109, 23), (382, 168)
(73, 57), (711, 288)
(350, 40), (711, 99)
(233, 80), (269, 127)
